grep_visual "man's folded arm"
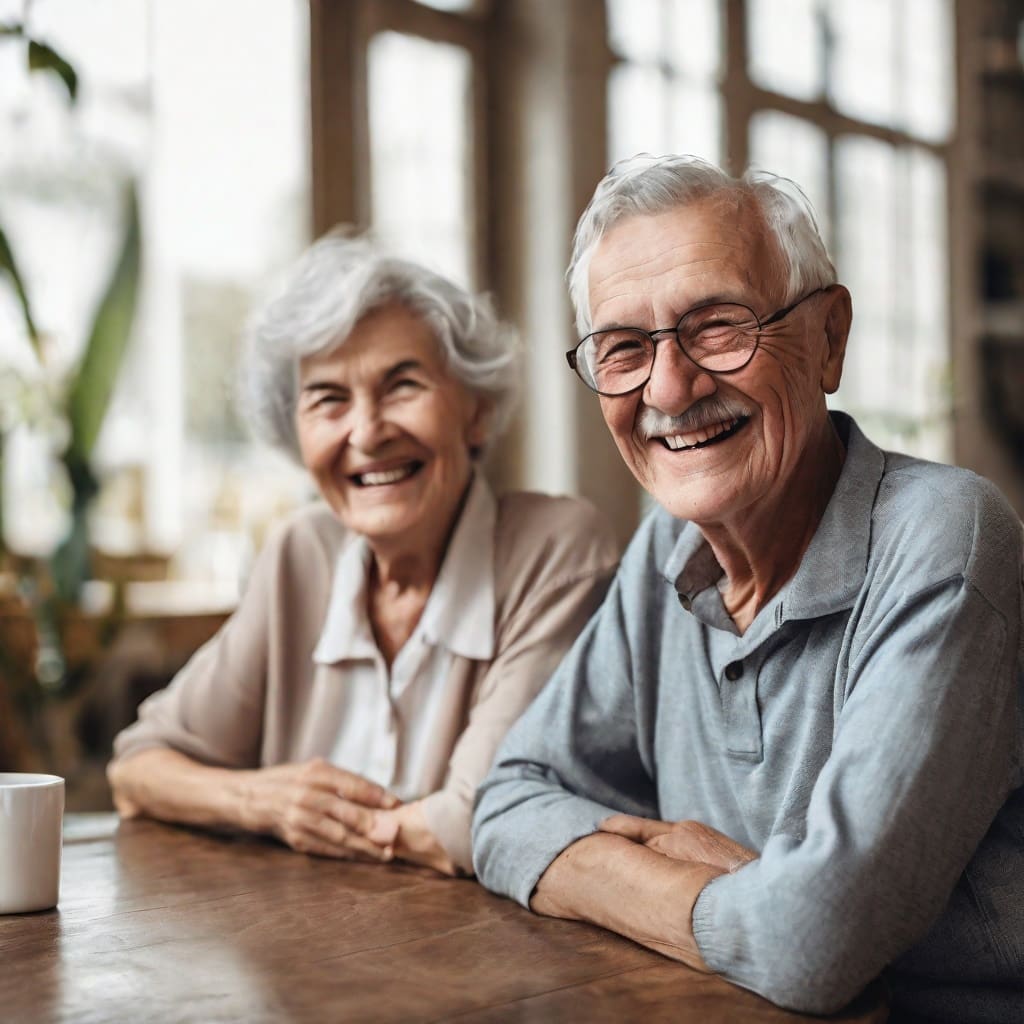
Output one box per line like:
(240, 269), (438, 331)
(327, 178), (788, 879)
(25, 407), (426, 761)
(691, 575), (1020, 1015)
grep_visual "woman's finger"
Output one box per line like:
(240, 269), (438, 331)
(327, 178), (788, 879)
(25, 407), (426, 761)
(309, 815), (394, 862)
(333, 770), (400, 810)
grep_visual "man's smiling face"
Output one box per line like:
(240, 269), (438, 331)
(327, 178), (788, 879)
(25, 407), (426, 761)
(588, 194), (844, 527)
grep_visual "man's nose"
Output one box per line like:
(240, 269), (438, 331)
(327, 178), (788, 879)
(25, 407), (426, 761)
(642, 336), (717, 415)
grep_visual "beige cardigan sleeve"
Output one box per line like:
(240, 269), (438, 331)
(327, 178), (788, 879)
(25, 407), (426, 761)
(418, 494), (619, 873)
(110, 508), (333, 769)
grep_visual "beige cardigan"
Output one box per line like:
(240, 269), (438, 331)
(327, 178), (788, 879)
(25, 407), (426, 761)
(111, 489), (619, 872)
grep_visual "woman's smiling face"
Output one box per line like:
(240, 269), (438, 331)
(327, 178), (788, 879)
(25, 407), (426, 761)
(295, 303), (487, 553)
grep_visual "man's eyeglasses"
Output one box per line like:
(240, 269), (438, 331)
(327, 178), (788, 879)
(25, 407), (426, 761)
(566, 289), (824, 397)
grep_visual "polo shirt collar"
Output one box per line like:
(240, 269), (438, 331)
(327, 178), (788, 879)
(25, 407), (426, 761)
(661, 412), (885, 625)
(777, 411), (884, 620)
(312, 471), (497, 665)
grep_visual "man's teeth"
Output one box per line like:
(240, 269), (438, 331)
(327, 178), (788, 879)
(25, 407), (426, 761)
(663, 418), (741, 451)
(357, 465), (416, 486)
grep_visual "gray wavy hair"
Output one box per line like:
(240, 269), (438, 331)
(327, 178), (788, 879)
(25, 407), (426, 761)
(567, 153), (837, 334)
(240, 229), (521, 461)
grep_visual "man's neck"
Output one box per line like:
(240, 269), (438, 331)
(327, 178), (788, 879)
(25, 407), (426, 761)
(698, 418), (846, 634)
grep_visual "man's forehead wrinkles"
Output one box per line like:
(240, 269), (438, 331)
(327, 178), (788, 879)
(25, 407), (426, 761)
(592, 239), (734, 283)
(594, 261), (727, 309)
(594, 253), (730, 296)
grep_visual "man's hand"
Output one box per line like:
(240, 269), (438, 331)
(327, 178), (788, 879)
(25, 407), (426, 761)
(530, 831), (724, 970)
(599, 815), (757, 873)
(239, 758), (401, 861)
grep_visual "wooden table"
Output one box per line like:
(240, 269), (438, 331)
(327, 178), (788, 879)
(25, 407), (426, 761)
(0, 815), (887, 1024)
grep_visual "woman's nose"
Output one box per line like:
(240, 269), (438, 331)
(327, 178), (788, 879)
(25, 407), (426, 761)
(347, 398), (393, 452)
(642, 337), (717, 416)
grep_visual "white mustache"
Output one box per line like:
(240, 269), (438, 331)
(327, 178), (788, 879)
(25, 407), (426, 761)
(637, 398), (751, 440)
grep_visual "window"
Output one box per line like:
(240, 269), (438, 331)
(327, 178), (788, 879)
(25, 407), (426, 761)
(744, 0), (955, 457)
(0, 0), (311, 587)
(368, 31), (475, 286)
(607, 0), (723, 166)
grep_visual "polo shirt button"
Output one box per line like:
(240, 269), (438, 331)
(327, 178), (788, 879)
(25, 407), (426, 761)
(679, 594), (692, 611)
(724, 661), (743, 681)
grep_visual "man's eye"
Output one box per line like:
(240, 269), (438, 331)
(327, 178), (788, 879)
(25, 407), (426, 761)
(594, 333), (647, 364)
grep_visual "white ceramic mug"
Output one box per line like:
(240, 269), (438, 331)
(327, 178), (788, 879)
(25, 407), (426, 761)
(0, 773), (64, 914)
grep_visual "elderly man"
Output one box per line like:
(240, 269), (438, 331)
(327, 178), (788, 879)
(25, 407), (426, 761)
(472, 155), (1023, 1022)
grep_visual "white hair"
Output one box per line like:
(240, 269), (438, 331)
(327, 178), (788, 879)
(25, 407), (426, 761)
(567, 153), (837, 334)
(240, 229), (520, 461)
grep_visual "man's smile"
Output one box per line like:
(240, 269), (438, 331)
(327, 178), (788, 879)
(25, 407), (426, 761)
(659, 416), (750, 451)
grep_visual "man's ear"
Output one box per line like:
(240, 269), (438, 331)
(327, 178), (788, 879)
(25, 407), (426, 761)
(820, 285), (852, 395)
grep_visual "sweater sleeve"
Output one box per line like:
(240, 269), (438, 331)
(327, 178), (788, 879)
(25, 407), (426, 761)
(421, 500), (620, 874)
(692, 572), (1022, 1015)
(109, 520), (294, 770)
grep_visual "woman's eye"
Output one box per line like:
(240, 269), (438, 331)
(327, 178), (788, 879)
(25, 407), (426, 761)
(310, 392), (347, 410)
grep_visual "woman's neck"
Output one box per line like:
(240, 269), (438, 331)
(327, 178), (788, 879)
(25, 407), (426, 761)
(364, 474), (474, 665)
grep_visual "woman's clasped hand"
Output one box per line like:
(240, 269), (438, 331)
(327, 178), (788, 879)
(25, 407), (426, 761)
(239, 759), (402, 862)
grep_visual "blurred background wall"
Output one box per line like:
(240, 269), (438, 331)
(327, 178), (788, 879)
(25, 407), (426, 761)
(0, 0), (1022, 799)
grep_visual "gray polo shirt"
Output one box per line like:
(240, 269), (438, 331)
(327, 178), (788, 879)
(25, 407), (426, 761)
(472, 413), (1024, 1022)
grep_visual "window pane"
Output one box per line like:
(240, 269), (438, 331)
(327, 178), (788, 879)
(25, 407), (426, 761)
(607, 0), (664, 64)
(905, 148), (951, 458)
(747, 0), (823, 101)
(835, 137), (951, 458)
(668, 83), (722, 164)
(835, 136), (898, 433)
(828, 0), (898, 128)
(829, 0), (954, 139)
(748, 110), (831, 247)
(368, 32), (473, 287)
(609, 0), (720, 75)
(902, 0), (955, 141)
(609, 63), (671, 162)
(152, 0), (311, 567)
(1, 0), (311, 570)
(607, 0), (722, 167)
(666, 0), (722, 79)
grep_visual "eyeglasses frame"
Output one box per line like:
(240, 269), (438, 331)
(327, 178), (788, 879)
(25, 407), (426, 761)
(565, 288), (826, 397)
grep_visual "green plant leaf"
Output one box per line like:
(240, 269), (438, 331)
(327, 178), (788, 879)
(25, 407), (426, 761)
(27, 39), (77, 103)
(65, 184), (141, 462)
(0, 22), (25, 36)
(0, 222), (41, 356)
(49, 504), (91, 606)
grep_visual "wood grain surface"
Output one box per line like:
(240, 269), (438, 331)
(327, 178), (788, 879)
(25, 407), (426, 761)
(0, 815), (888, 1024)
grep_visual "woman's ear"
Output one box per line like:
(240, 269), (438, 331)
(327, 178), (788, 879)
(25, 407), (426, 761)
(820, 285), (852, 395)
(466, 397), (493, 457)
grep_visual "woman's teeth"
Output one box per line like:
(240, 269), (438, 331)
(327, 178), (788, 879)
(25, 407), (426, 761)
(355, 465), (417, 486)
(663, 418), (744, 451)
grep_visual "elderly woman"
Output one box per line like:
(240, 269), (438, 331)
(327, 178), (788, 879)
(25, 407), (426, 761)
(108, 232), (618, 875)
